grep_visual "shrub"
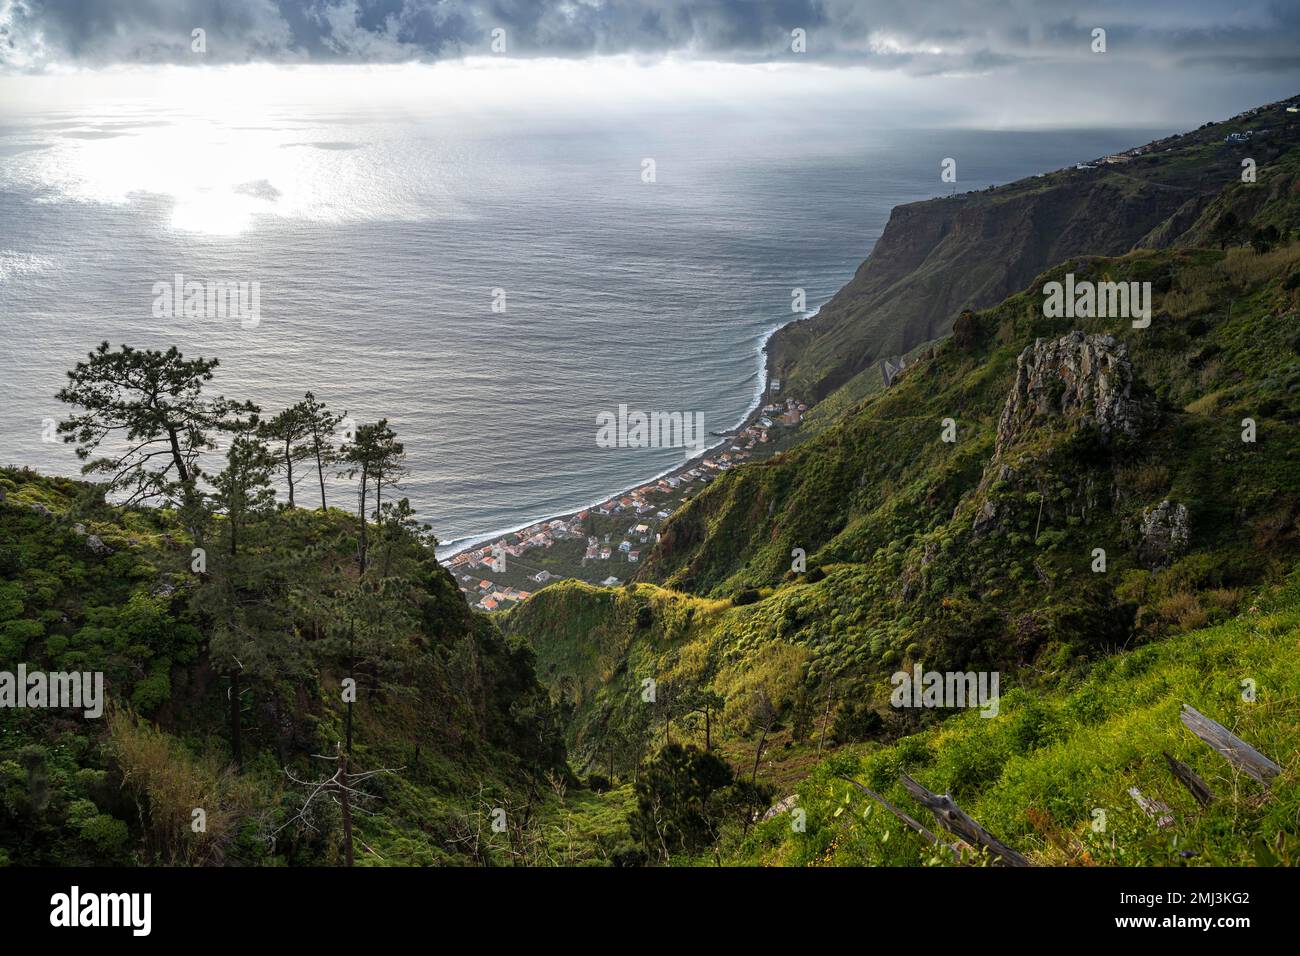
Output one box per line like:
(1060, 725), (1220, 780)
(67, 800), (129, 856)
(0, 581), (24, 621)
(0, 619), (44, 659)
(952, 309), (979, 351)
(1203, 588), (1242, 612)
(108, 708), (258, 866)
(628, 744), (768, 862)
(130, 660), (172, 713)
(609, 844), (647, 867)
(1155, 592), (1207, 631)
(830, 701), (883, 744)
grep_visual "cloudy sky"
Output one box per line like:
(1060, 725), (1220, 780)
(1, 1), (1298, 126)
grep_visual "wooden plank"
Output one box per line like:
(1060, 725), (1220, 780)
(1163, 752), (1215, 807)
(1128, 786), (1175, 828)
(899, 773), (1031, 866)
(1180, 704), (1280, 784)
(835, 775), (960, 859)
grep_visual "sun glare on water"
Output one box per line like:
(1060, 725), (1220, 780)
(0, 59), (918, 237)
(0, 66), (453, 236)
(36, 111), (356, 236)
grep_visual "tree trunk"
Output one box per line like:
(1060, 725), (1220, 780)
(314, 437), (328, 511)
(818, 694), (832, 754)
(284, 438), (295, 508)
(346, 624), (356, 758)
(165, 425), (190, 484)
(704, 707), (712, 751)
(357, 468), (369, 573)
(345, 699), (353, 759)
(341, 622), (356, 867)
(274, 700), (288, 769)
(751, 724), (769, 787)
(743, 722), (771, 838)
(340, 755), (354, 867)
(229, 670), (243, 771)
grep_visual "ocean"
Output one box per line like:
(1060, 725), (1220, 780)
(0, 96), (1167, 553)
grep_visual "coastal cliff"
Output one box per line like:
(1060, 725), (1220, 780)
(767, 97), (1300, 406)
(503, 95), (1300, 865)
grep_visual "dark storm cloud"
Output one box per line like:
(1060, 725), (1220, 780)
(2, 0), (1298, 73)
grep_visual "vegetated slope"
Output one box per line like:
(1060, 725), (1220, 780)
(767, 96), (1300, 408)
(738, 569), (1300, 867)
(646, 247), (1300, 595)
(510, 241), (1300, 773)
(0, 471), (565, 866)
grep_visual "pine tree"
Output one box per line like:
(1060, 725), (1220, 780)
(340, 419), (407, 573)
(207, 434), (277, 558)
(299, 392), (345, 511)
(287, 501), (426, 865)
(198, 432), (301, 770)
(259, 403), (313, 507)
(55, 342), (255, 507)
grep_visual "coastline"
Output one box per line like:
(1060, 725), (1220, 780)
(434, 306), (819, 563)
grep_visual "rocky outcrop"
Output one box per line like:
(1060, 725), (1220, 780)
(972, 498), (1001, 536)
(967, 332), (1148, 539)
(994, 331), (1146, 459)
(1138, 500), (1190, 568)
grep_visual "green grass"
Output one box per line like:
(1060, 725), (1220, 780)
(737, 571), (1300, 867)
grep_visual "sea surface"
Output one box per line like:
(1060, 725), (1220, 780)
(0, 96), (1167, 553)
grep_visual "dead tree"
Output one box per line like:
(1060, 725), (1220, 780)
(835, 775), (961, 860)
(275, 743), (401, 866)
(1179, 704), (1281, 784)
(1128, 786), (1175, 828)
(899, 773), (1031, 866)
(1163, 751), (1215, 807)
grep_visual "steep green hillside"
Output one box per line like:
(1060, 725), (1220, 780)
(768, 97), (1300, 407)
(1176, 146), (1300, 248)
(508, 562), (1300, 867)
(740, 569), (1300, 867)
(510, 241), (1300, 774)
(0, 468), (566, 866)
(647, 246), (1300, 596)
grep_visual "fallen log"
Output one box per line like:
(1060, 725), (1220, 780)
(1179, 704), (1280, 784)
(1128, 786), (1175, 828)
(834, 775), (960, 859)
(1163, 752), (1215, 807)
(899, 773), (1031, 866)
